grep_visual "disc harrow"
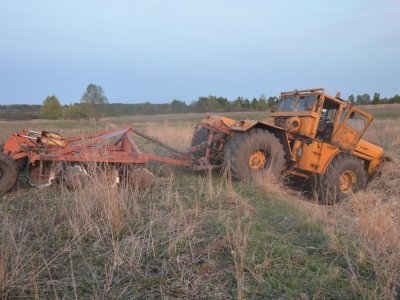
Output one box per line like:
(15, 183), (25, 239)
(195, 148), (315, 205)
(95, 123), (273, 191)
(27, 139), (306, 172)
(0, 126), (193, 193)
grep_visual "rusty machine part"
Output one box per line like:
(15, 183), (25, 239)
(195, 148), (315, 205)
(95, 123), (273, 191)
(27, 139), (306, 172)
(28, 162), (56, 188)
(63, 165), (91, 190)
(126, 168), (155, 190)
(0, 126), (190, 195)
(62, 165), (121, 190)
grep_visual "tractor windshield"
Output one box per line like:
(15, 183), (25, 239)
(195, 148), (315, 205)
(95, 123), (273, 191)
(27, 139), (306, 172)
(276, 95), (317, 112)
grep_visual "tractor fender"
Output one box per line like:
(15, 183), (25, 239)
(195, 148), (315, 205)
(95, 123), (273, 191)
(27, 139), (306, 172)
(318, 142), (380, 176)
(230, 121), (292, 158)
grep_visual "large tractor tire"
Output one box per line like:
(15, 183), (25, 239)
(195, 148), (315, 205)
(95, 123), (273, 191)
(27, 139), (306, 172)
(0, 152), (19, 195)
(317, 154), (367, 204)
(225, 129), (285, 181)
(0, 144), (26, 170)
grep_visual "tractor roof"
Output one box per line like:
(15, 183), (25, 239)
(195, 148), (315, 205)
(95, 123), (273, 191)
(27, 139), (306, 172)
(281, 88), (347, 103)
(280, 88), (325, 97)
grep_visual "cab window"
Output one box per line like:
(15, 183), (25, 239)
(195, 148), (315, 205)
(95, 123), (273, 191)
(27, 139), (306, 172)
(276, 95), (317, 112)
(346, 112), (368, 131)
(316, 97), (340, 141)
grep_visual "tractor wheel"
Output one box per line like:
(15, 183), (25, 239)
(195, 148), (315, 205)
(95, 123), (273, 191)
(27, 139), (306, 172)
(0, 152), (19, 195)
(1, 143), (27, 171)
(317, 154), (367, 204)
(224, 129), (285, 181)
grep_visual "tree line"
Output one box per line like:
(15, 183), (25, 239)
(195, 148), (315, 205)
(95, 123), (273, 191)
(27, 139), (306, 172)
(1, 84), (399, 120)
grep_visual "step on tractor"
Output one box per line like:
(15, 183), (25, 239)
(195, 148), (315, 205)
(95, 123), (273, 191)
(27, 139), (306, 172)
(0, 88), (385, 203)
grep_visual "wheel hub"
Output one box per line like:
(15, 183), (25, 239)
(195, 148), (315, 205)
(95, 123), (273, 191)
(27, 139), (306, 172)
(248, 151), (267, 171)
(339, 170), (356, 194)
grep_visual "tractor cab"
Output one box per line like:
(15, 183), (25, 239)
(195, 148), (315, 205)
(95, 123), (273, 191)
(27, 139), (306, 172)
(270, 88), (326, 138)
(271, 89), (374, 152)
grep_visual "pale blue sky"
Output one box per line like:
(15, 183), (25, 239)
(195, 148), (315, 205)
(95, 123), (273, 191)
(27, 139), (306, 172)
(0, 0), (399, 104)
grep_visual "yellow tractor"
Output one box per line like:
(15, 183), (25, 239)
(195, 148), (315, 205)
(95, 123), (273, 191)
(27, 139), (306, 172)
(191, 88), (384, 203)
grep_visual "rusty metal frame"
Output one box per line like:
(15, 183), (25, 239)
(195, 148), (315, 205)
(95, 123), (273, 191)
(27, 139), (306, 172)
(2, 127), (192, 167)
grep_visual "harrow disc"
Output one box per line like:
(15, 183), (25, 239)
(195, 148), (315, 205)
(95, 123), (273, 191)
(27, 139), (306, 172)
(97, 166), (120, 188)
(28, 163), (56, 188)
(63, 165), (90, 190)
(127, 168), (155, 190)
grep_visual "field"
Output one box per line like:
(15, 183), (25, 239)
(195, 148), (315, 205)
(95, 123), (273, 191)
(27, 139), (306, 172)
(1, 107), (399, 299)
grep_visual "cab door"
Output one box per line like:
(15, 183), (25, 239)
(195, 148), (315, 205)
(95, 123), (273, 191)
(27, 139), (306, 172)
(331, 107), (373, 151)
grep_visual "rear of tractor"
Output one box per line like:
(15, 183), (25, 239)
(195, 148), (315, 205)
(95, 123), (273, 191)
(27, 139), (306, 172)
(191, 88), (385, 203)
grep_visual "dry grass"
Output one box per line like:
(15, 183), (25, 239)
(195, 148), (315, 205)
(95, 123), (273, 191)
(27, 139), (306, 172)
(313, 157), (400, 299)
(349, 118), (400, 298)
(364, 119), (400, 155)
(143, 121), (194, 152)
(0, 167), (239, 298)
(253, 117), (400, 299)
(256, 172), (400, 298)
(250, 112), (400, 298)
(1, 108), (400, 298)
(0, 118), (236, 298)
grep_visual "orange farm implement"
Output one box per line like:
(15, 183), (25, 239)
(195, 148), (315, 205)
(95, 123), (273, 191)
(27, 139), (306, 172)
(0, 127), (200, 193)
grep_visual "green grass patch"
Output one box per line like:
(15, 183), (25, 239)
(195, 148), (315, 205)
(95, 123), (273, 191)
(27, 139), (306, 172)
(226, 183), (380, 299)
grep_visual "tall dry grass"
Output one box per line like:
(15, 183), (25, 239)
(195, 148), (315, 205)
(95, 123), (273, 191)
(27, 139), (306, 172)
(1, 110), (399, 298)
(0, 161), (239, 298)
(364, 119), (400, 154)
(253, 117), (400, 299)
(142, 121), (194, 152)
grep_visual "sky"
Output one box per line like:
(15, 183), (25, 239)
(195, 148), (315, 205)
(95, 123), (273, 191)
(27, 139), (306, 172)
(0, 0), (399, 105)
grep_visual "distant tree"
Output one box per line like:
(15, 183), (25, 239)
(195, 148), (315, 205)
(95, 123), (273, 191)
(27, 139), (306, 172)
(192, 96), (209, 112)
(242, 98), (250, 109)
(251, 98), (259, 110)
(257, 98), (268, 111)
(356, 94), (371, 105)
(64, 103), (86, 119)
(258, 94), (271, 110)
(170, 100), (187, 113)
(0, 104), (41, 120)
(81, 84), (108, 104)
(267, 96), (277, 108)
(40, 95), (63, 119)
(233, 97), (244, 111)
(348, 94), (355, 104)
(216, 97), (229, 111)
(141, 102), (156, 115)
(390, 95), (400, 103)
(80, 84), (108, 120)
(372, 92), (380, 105)
(207, 96), (219, 111)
